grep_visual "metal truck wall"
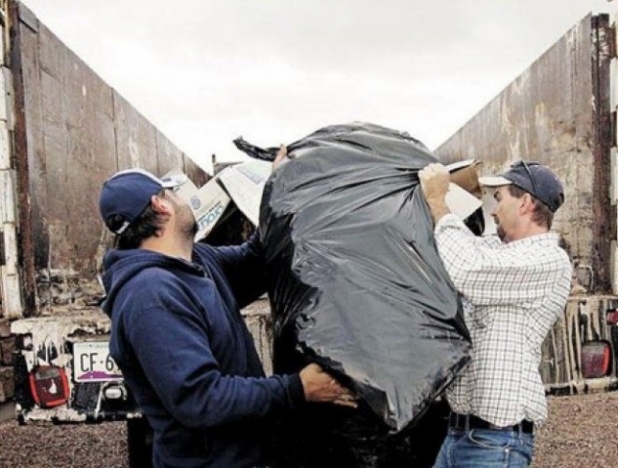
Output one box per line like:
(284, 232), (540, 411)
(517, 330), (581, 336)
(8, 1), (208, 316)
(434, 14), (618, 393)
(434, 14), (614, 294)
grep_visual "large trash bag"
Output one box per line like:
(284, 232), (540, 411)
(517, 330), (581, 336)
(235, 123), (472, 467)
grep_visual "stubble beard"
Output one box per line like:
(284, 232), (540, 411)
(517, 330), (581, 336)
(179, 204), (198, 240)
(168, 196), (198, 241)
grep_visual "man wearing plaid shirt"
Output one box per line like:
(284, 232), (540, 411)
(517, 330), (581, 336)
(419, 161), (572, 468)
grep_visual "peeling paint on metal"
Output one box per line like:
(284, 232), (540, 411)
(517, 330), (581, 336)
(11, 309), (111, 372)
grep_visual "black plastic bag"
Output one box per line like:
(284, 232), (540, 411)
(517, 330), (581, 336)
(236, 123), (472, 465)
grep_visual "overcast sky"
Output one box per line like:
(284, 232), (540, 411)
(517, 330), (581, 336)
(23, 0), (615, 173)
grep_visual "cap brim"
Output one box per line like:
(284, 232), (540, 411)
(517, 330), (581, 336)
(478, 175), (512, 187)
(161, 173), (189, 188)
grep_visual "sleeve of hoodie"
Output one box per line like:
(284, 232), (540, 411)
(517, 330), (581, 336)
(124, 274), (305, 430)
(201, 231), (268, 308)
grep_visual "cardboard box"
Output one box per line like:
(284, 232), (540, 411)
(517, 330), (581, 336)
(165, 170), (231, 241)
(217, 160), (272, 226)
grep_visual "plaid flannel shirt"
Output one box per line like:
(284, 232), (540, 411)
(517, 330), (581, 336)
(435, 214), (572, 427)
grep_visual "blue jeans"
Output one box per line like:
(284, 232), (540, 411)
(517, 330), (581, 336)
(432, 428), (534, 468)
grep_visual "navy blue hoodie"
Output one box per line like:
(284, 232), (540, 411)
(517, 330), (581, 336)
(101, 237), (305, 468)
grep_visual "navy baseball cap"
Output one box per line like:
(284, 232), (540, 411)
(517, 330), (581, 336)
(99, 168), (187, 235)
(479, 161), (564, 212)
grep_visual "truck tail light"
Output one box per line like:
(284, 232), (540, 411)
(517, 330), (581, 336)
(606, 309), (618, 326)
(29, 365), (70, 408)
(581, 341), (612, 379)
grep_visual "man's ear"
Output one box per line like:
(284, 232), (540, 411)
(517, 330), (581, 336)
(519, 192), (534, 214)
(150, 193), (172, 215)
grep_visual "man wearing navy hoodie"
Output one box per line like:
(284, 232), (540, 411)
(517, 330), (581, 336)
(98, 166), (353, 468)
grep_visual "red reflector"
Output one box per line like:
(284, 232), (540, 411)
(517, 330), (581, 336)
(29, 365), (70, 408)
(606, 310), (618, 326)
(581, 341), (612, 379)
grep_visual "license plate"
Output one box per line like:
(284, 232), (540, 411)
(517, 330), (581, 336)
(73, 341), (123, 383)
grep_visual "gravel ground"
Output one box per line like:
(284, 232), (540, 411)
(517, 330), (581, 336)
(532, 392), (618, 467)
(0, 392), (616, 467)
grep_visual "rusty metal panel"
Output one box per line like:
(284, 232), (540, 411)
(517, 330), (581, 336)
(113, 91), (158, 174)
(9, 1), (39, 314)
(154, 129), (211, 186)
(10, 2), (207, 315)
(155, 128), (184, 176)
(435, 14), (614, 294)
(32, 19), (116, 310)
(184, 156), (210, 187)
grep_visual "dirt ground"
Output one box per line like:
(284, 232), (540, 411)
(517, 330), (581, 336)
(532, 392), (618, 467)
(0, 392), (616, 467)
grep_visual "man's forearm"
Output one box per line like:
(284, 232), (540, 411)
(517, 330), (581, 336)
(425, 197), (451, 225)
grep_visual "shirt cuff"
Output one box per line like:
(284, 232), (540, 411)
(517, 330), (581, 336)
(434, 213), (465, 234)
(286, 373), (306, 407)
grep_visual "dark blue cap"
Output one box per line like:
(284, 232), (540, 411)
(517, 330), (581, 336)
(99, 168), (187, 235)
(479, 161), (564, 212)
